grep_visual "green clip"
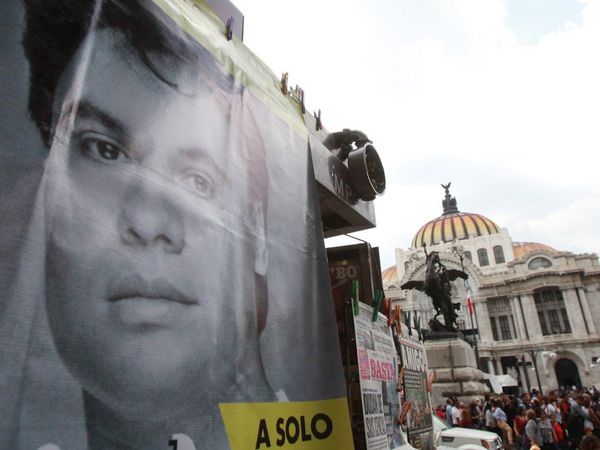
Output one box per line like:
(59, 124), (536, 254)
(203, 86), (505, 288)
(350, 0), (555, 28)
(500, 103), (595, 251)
(352, 280), (360, 316)
(372, 290), (384, 322)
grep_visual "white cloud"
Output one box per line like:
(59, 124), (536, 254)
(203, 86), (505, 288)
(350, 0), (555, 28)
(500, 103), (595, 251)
(235, 0), (600, 268)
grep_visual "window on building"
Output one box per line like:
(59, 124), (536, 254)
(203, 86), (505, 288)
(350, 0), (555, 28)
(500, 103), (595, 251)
(493, 245), (505, 264)
(538, 311), (548, 335)
(479, 357), (490, 371)
(488, 296), (510, 312)
(561, 309), (572, 333)
(490, 317), (500, 341)
(464, 251), (472, 261)
(528, 257), (552, 270)
(478, 248), (489, 266)
(487, 296), (516, 341)
(499, 316), (511, 340)
(534, 288), (571, 335)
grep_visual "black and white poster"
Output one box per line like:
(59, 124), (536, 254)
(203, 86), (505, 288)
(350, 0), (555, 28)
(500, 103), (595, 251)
(0, 1), (353, 448)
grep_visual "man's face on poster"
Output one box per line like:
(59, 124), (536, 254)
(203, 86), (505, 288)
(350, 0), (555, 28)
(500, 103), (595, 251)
(44, 29), (266, 411)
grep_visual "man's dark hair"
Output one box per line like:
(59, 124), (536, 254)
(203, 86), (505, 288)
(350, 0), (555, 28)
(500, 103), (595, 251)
(22, 0), (270, 330)
(23, 0), (206, 145)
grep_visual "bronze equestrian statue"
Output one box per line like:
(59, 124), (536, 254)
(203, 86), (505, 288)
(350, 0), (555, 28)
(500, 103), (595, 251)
(401, 249), (468, 332)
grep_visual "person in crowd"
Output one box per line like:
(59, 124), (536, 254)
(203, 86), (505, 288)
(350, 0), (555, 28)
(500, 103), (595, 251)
(546, 396), (557, 418)
(436, 404), (446, 420)
(486, 398), (499, 434)
(590, 393), (600, 438)
(525, 409), (543, 450)
(460, 403), (473, 428)
(452, 399), (463, 428)
(582, 395), (595, 433)
(551, 413), (567, 450)
(514, 405), (528, 449)
(522, 393), (532, 409)
(492, 398), (514, 448)
(561, 392), (573, 420)
(470, 400), (483, 430)
(505, 397), (518, 433)
(447, 398), (455, 428)
(569, 395), (589, 450)
(548, 395), (565, 428)
(539, 410), (557, 450)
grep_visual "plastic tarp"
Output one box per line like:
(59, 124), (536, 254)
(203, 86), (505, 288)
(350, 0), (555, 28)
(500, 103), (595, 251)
(483, 373), (519, 394)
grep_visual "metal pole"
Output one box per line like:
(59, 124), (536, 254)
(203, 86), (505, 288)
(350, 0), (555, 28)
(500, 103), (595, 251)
(344, 234), (375, 303)
(469, 300), (481, 370)
(459, 255), (480, 370)
(530, 350), (543, 395)
(521, 355), (532, 393)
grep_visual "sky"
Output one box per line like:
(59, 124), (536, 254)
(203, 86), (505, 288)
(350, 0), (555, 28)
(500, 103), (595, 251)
(233, 0), (600, 270)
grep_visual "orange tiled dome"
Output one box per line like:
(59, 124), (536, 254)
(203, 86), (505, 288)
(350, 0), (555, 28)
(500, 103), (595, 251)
(382, 265), (398, 286)
(512, 241), (558, 259)
(411, 183), (501, 248)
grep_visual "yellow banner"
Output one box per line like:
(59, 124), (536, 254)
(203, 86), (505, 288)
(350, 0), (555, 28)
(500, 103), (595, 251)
(219, 398), (354, 450)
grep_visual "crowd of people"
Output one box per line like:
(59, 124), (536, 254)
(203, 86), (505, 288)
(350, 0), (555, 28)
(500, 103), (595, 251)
(434, 388), (600, 450)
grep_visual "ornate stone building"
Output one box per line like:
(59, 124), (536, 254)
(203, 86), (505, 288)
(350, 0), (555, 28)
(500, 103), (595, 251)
(382, 185), (600, 392)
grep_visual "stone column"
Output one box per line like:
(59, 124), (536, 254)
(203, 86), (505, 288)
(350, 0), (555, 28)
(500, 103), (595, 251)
(477, 299), (494, 343)
(510, 295), (527, 340)
(520, 293), (542, 339)
(487, 359), (495, 375)
(577, 287), (596, 334)
(562, 288), (587, 338)
(518, 364), (528, 392)
(495, 358), (503, 375)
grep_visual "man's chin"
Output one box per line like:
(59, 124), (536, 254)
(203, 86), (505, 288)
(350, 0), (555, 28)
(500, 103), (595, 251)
(80, 367), (206, 416)
(66, 344), (213, 407)
(85, 385), (203, 420)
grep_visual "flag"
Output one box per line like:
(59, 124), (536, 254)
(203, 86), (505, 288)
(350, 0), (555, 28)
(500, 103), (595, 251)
(467, 295), (474, 316)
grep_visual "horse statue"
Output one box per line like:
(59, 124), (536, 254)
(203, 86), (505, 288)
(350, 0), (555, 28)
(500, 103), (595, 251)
(401, 249), (468, 332)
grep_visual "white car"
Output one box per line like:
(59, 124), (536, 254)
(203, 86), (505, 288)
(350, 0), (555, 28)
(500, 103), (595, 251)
(432, 415), (503, 450)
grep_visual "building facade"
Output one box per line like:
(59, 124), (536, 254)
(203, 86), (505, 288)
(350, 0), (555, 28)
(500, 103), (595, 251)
(382, 185), (600, 392)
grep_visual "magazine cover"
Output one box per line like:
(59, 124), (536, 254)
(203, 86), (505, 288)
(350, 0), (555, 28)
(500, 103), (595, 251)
(398, 331), (433, 450)
(353, 302), (404, 450)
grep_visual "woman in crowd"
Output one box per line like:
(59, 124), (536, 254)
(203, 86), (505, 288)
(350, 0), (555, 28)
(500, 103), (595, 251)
(539, 410), (557, 450)
(513, 405), (528, 449)
(492, 399), (515, 448)
(525, 409), (543, 450)
(551, 413), (567, 450)
(470, 401), (483, 430)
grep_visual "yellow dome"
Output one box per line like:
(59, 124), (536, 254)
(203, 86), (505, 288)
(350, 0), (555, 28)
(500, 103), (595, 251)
(411, 183), (501, 248)
(411, 212), (500, 248)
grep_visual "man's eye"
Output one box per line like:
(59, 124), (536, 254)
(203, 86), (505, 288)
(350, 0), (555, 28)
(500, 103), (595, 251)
(80, 135), (127, 162)
(182, 172), (215, 198)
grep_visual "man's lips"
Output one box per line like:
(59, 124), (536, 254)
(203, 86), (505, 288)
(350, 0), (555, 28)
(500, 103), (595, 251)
(108, 274), (197, 306)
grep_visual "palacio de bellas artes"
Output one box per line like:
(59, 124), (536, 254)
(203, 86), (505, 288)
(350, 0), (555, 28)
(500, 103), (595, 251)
(382, 184), (600, 399)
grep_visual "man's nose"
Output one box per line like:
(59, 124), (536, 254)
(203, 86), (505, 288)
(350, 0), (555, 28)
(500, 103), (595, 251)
(117, 183), (184, 254)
